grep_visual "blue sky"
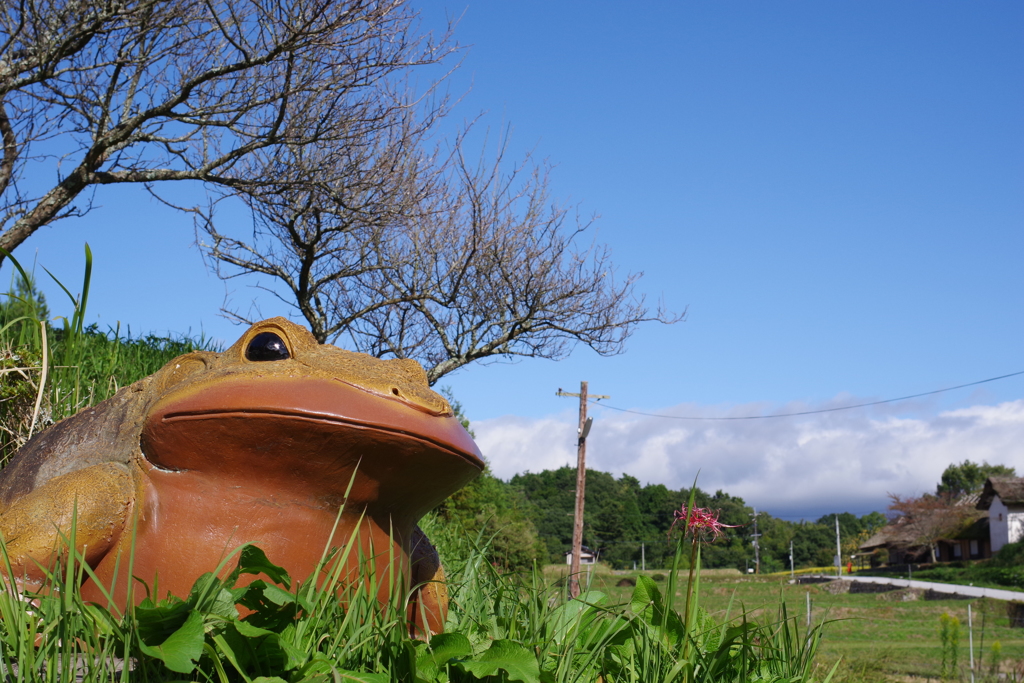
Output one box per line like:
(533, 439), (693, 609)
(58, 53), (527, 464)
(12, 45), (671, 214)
(12, 2), (1023, 518)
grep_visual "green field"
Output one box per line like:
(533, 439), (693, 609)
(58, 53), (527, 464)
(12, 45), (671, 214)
(548, 565), (1024, 681)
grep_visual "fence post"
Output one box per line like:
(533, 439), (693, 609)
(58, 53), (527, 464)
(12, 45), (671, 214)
(969, 603), (975, 683)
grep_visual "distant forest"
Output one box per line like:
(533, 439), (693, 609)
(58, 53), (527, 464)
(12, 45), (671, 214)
(435, 465), (887, 572)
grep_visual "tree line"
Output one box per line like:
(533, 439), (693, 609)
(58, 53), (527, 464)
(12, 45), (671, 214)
(438, 458), (1018, 573)
(436, 463), (887, 573)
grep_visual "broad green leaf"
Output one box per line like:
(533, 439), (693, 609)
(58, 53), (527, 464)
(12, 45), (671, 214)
(629, 575), (661, 618)
(261, 583), (296, 606)
(237, 580), (300, 632)
(426, 632), (473, 661)
(213, 621), (307, 674)
(233, 619), (274, 638)
(236, 545), (292, 588)
(547, 590), (607, 645)
(133, 597), (191, 645)
(252, 678), (289, 683)
(715, 622), (758, 653)
(210, 630), (251, 674)
(693, 607), (721, 653)
(457, 639), (540, 683)
(629, 574), (685, 645)
(271, 633), (309, 671)
(662, 611), (687, 646)
(417, 632), (473, 679)
(137, 609), (205, 674)
(203, 585), (242, 620)
(183, 572), (238, 619)
(293, 653), (336, 681)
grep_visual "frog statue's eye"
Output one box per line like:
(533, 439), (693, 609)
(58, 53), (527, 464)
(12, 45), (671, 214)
(246, 331), (291, 362)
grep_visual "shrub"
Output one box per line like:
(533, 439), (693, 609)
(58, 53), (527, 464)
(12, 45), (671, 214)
(992, 540), (1024, 567)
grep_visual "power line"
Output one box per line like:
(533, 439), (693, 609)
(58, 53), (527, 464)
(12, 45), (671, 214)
(589, 370), (1024, 421)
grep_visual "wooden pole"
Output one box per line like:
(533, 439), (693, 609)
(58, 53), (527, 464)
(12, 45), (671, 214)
(556, 383), (608, 599)
(751, 509), (761, 574)
(569, 381), (588, 598)
(835, 515), (842, 578)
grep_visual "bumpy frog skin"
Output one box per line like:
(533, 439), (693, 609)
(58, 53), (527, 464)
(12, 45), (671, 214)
(0, 318), (483, 635)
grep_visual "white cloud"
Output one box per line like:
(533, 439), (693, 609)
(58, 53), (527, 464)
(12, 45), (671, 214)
(473, 399), (1024, 520)
(472, 415), (578, 474)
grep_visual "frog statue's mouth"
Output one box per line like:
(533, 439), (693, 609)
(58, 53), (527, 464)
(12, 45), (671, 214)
(140, 375), (485, 520)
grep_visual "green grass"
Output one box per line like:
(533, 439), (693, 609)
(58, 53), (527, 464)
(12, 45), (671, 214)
(0, 510), (837, 682)
(0, 246), (215, 465)
(564, 564), (1024, 681)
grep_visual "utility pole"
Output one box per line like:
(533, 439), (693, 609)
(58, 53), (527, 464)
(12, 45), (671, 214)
(557, 382), (609, 598)
(641, 542), (645, 571)
(790, 540), (794, 581)
(834, 515), (842, 578)
(751, 509), (761, 575)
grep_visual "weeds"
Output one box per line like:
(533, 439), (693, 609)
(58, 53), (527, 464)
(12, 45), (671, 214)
(0, 246), (214, 465)
(938, 611), (961, 680)
(989, 639), (1002, 676)
(0, 484), (839, 681)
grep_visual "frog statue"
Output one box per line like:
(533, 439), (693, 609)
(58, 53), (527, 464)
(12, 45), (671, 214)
(0, 318), (484, 635)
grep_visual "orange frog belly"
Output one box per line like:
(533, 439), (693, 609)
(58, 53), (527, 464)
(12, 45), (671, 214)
(81, 466), (414, 610)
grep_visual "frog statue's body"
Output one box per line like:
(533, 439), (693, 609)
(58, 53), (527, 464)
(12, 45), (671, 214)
(0, 318), (484, 635)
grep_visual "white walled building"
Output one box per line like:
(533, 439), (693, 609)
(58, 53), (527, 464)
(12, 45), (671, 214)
(977, 477), (1024, 553)
(564, 547), (597, 565)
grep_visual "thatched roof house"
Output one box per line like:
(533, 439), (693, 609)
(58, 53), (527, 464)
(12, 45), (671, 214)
(860, 492), (990, 565)
(976, 477), (1024, 553)
(859, 523), (927, 565)
(978, 477), (1024, 509)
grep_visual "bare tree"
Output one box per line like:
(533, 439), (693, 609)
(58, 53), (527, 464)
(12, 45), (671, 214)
(201, 128), (681, 383)
(0, 0), (448, 259)
(199, 85), (448, 335)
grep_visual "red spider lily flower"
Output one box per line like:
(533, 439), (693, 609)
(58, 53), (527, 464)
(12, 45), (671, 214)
(668, 505), (740, 543)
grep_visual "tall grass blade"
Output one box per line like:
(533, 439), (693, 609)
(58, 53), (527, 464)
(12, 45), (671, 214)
(26, 320), (46, 439)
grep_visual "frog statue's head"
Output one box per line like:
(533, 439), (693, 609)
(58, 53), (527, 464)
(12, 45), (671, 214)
(141, 317), (484, 517)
